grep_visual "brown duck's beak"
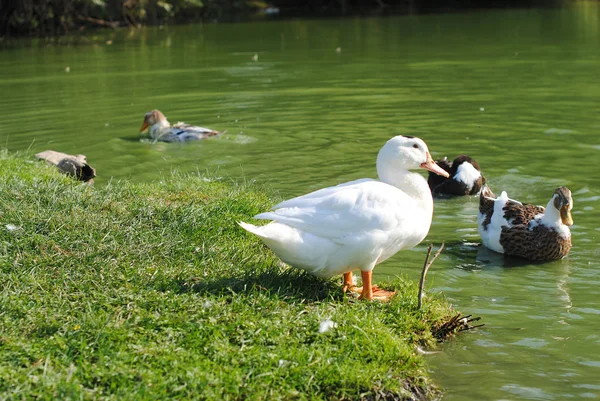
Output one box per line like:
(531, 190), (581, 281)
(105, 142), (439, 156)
(560, 205), (574, 226)
(420, 153), (450, 178)
(140, 121), (149, 132)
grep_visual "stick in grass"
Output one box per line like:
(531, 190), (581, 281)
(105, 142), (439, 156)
(418, 241), (445, 310)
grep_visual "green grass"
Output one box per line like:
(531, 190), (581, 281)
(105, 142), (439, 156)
(0, 150), (458, 400)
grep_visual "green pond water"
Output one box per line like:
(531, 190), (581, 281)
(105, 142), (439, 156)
(1, 5), (600, 400)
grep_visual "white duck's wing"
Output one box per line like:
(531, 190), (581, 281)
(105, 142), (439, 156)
(254, 180), (417, 242)
(273, 178), (374, 209)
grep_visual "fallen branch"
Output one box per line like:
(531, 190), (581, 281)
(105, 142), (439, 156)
(433, 313), (485, 341)
(418, 241), (445, 310)
(77, 14), (120, 28)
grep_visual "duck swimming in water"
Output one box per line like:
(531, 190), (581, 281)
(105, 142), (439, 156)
(239, 135), (449, 301)
(478, 185), (573, 261)
(140, 109), (223, 142)
(427, 155), (484, 196)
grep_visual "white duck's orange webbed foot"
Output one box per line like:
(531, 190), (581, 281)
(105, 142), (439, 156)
(343, 285), (362, 293)
(342, 272), (359, 293)
(370, 287), (396, 301)
(356, 271), (396, 302)
(346, 286), (363, 295)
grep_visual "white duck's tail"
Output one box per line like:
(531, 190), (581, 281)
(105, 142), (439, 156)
(239, 221), (302, 244)
(238, 221), (267, 238)
(238, 221), (339, 278)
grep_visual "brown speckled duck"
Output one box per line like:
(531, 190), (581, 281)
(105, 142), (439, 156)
(140, 109), (223, 142)
(428, 155), (484, 196)
(478, 186), (573, 261)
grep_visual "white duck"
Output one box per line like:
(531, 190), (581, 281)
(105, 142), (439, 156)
(140, 109), (223, 142)
(239, 135), (449, 300)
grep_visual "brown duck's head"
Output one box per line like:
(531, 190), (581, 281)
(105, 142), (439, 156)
(553, 186), (573, 226)
(140, 109), (167, 132)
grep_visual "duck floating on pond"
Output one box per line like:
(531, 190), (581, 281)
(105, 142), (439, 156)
(140, 109), (223, 142)
(427, 155), (484, 196)
(478, 186), (573, 261)
(239, 135), (449, 301)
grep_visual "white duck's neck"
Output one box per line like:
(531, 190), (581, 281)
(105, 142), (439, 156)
(150, 119), (171, 137)
(377, 165), (433, 214)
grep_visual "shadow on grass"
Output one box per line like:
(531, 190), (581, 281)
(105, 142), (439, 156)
(167, 268), (346, 303)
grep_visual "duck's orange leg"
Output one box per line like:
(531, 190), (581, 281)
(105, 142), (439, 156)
(359, 271), (374, 300)
(358, 270), (396, 301)
(342, 272), (355, 293)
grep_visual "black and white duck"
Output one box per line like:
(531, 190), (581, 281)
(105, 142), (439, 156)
(477, 185), (573, 261)
(427, 155), (484, 196)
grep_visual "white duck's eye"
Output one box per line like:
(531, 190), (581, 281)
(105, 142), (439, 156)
(412, 144), (419, 149)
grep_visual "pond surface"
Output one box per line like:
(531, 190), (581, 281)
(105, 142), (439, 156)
(1, 5), (600, 400)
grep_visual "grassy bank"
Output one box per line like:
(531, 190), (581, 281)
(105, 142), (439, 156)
(0, 151), (458, 400)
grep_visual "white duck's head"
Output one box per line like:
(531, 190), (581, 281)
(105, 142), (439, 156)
(140, 109), (169, 132)
(377, 135), (450, 179)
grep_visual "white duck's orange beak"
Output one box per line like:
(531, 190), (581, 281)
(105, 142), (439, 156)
(420, 152), (450, 177)
(140, 121), (149, 132)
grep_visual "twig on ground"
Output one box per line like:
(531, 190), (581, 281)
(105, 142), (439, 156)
(418, 241), (445, 310)
(416, 242), (485, 340)
(433, 313), (485, 341)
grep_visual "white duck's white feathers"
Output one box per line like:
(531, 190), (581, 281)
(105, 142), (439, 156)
(240, 136), (444, 279)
